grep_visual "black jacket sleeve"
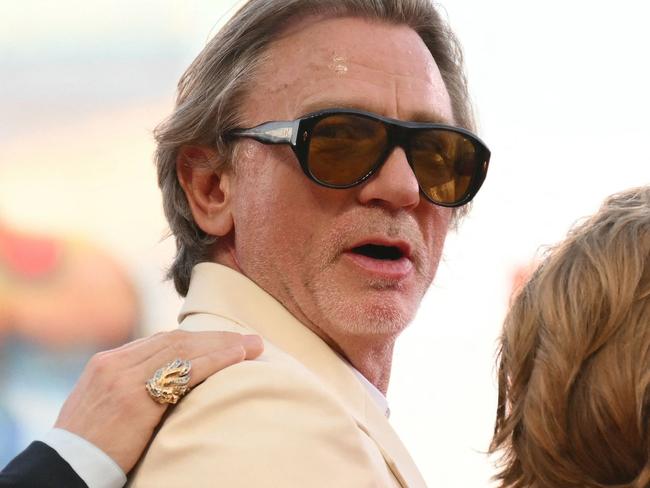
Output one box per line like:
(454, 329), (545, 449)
(0, 441), (88, 488)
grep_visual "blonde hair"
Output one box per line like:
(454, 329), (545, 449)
(490, 186), (650, 487)
(154, 0), (474, 296)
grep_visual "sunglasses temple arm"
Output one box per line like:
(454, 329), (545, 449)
(231, 121), (298, 145)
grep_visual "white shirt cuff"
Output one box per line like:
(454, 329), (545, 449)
(39, 428), (126, 488)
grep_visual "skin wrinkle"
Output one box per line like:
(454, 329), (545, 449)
(258, 26), (450, 123)
(307, 211), (431, 324)
(393, 77), (399, 121)
(298, 95), (452, 124)
(329, 58), (432, 80)
(294, 78), (393, 117)
(222, 17), (453, 393)
(296, 56), (452, 123)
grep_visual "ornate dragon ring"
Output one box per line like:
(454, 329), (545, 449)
(145, 358), (192, 404)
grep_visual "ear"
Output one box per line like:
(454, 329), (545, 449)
(176, 145), (234, 237)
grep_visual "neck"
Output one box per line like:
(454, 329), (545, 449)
(212, 237), (242, 272)
(344, 338), (395, 394)
(307, 322), (396, 395)
(211, 241), (396, 394)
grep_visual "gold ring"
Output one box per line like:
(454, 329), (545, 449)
(145, 358), (192, 404)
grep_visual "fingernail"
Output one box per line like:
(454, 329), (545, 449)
(243, 334), (263, 351)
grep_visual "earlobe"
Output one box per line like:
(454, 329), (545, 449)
(176, 145), (234, 237)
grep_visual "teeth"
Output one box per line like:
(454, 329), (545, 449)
(353, 244), (402, 260)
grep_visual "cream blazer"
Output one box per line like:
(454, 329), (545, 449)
(129, 263), (426, 487)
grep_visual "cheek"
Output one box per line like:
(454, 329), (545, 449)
(232, 157), (317, 258)
(232, 150), (283, 224)
(422, 207), (452, 269)
(434, 208), (452, 239)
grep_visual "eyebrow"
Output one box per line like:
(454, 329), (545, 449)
(297, 99), (452, 125)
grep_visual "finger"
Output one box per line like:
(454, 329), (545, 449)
(241, 334), (264, 359)
(90, 330), (179, 369)
(110, 330), (252, 369)
(139, 332), (262, 381)
(186, 336), (263, 388)
(186, 345), (248, 388)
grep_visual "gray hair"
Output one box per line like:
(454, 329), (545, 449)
(155, 0), (475, 296)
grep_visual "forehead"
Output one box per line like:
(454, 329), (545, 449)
(243, 16), (454, 124)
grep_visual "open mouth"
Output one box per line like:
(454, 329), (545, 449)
(351, 244), (405, 261)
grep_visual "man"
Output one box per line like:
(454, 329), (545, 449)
(130, 0), (490, 486)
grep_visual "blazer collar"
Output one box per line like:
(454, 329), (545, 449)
(179, 262), (426, 487)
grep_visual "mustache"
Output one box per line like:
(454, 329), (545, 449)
(322, 211), (428, 269)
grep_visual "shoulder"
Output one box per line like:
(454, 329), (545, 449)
(178, 311), (357, 425)
(129, 353), (386, 487)
(157, 353), (358, 440)
(179, 311), (349, 416)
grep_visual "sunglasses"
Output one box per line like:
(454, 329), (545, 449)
(229, 108), (490, 207)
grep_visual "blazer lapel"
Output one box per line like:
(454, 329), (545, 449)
(180, 263), (426, 487)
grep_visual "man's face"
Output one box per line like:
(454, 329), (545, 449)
(226, 16), (454, 354)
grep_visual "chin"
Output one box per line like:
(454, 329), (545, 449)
(310, 275), (421, 340)
(331, 298), (415, 339)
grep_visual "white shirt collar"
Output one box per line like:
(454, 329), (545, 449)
(348, 365), (390, 418)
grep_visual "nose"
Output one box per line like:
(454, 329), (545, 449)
(356, 147), (420, 210)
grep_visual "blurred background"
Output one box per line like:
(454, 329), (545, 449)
(1, 0), (648, 485)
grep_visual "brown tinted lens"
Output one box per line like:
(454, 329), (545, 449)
(410, 130), (478, 204)
(308, 114), (388, 185)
